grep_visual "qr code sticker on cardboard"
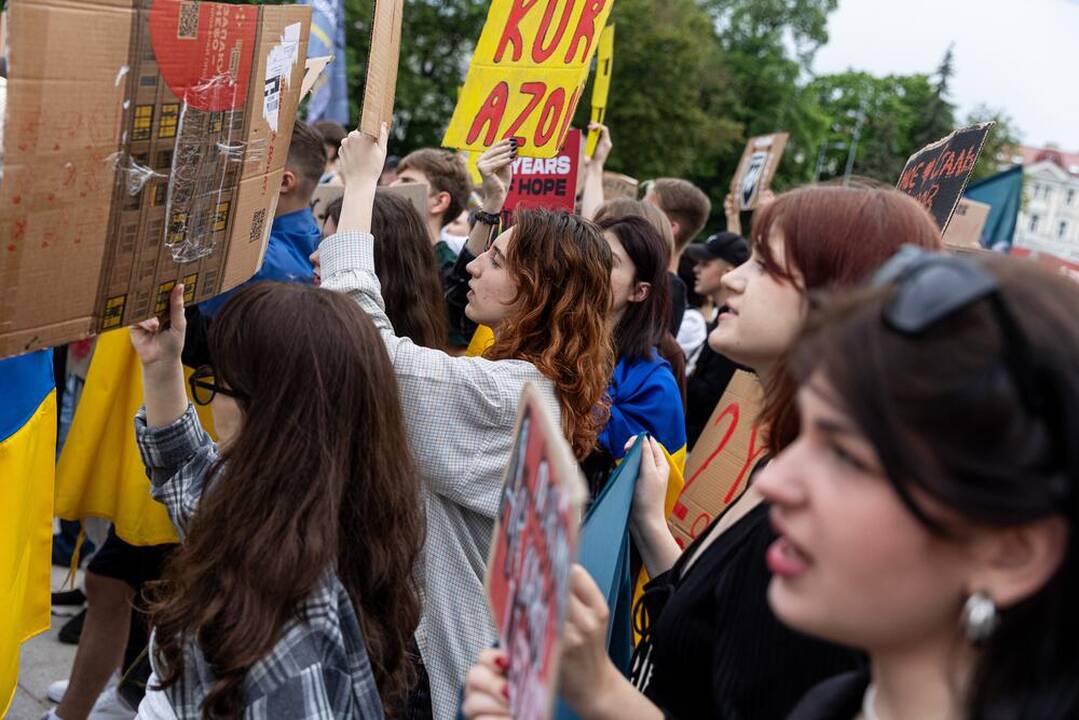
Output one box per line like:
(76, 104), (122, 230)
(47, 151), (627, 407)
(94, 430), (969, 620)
(178, 2), (200, 39)
(249, 209), (266, 243)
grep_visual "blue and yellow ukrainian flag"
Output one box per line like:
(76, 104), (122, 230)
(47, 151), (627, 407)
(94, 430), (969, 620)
(0, 350), (56, 717)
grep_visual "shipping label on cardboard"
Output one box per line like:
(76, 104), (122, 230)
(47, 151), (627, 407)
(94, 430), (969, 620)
(487, 384), (587, 720)
(669, 371), (767, 549)
(731, 132), (789, 212)
(896, 122), (994, 232)
(442, 0), (614, 159)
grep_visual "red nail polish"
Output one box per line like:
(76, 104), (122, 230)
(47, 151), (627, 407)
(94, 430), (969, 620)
(501, 684), (510, 700)
(495, 655), (509, 671)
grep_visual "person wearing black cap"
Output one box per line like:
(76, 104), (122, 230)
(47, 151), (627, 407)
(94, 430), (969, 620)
(682, 231), (751, 450)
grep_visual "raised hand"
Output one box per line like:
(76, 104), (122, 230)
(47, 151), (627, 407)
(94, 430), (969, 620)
(338, 123), (389, 189)
(588, 122), (613, 166)
(476, 139), (518, 213)
(130, 283), (186, 368)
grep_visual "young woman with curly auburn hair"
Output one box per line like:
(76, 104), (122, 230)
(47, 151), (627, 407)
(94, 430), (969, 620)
(318, 128), (614, 720)
(130, 281), (424, 719)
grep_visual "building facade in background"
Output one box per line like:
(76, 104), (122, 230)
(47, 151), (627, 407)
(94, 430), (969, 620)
(1013, 145), (1079, 262)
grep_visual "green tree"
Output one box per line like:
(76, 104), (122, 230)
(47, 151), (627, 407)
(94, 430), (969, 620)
(343, 0), (488, 155)
(809, 71), (954, 184)
(573, 0), (743, 184)
(965, 104), (1022, 182)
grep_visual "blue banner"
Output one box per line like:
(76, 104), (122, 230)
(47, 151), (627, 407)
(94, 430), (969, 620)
(303, 0), (350, 125)
(965, 165), (1024, 251)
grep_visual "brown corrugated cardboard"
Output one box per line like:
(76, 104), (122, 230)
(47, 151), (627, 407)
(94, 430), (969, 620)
(943, 198), (990, 250)
(668, 371), (767, 549)
(731, 133), (789, 211)
(0, 0), (311, 359)
(310, 182), (429, 229)
(359, 0), (404, 138)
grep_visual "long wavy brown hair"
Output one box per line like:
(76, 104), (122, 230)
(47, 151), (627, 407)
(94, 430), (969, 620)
(484, 209), (615, 459)
(751, 184), (942, 454)
(371, 191), (450, 350)
(149, 282), (424, 718)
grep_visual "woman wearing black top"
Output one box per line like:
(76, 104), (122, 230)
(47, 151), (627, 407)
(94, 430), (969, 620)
(762, 250), (1079, 720)
(463, 185), (943, 720)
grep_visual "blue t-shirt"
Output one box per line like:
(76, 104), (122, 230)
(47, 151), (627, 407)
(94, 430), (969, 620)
(598, 350), (686, 460)
(198, 208), (322, 318)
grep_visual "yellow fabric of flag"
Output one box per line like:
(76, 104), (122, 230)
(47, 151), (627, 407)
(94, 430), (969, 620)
(0, 351), (56, 718)
(55, 330), (215, 547)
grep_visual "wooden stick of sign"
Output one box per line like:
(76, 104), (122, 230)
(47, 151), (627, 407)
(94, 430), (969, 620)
(360, 0), (405, 138)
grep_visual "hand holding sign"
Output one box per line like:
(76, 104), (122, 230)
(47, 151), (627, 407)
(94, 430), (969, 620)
(478, 139), (519, 213)
(558, 566), (619, 714)
(339, 124), (389, 188)
(587, 122), (612, 165)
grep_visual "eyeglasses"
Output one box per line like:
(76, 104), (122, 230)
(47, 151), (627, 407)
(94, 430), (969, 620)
(188, 365), (242, 406)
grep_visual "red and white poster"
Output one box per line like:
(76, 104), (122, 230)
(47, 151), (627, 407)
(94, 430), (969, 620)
(487, 384), (587, 720)
(501, 128), (582, 226)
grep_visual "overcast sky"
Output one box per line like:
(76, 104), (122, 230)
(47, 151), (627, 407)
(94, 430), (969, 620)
(811, 0), (1079, 151)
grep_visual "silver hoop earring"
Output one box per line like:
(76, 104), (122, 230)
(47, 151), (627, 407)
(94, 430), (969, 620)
(961, 591), (999, 645)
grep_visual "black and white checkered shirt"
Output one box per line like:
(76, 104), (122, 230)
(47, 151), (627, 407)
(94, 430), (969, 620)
(135, 406), (385, 719)
(319, 229), (562, 720)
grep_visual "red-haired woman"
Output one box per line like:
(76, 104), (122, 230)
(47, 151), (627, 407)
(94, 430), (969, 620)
(320, 129), (614, 720)
(462, 184), (944, 720)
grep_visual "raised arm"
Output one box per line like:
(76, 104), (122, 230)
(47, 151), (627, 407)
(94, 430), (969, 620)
(465, 139), (517, 258)
(581, 123), (612, 221)
(131, 284), (218, 536)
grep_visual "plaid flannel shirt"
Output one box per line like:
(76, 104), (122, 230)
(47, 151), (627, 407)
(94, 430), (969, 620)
(135, 406), (385, 719)
(319, 230), (562, 720)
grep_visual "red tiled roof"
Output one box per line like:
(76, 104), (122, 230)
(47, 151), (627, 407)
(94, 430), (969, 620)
(1018, 145), (1079, 174)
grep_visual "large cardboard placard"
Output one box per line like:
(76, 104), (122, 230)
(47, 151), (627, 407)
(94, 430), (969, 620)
(731, 132), (789, 211)
(442, 0), (614, 159)
(502, 128), (581, 226)
(0, 0), (311, 359)
(584, 23), (614, 158)
(359, 0), (404, 138)
(896, 122), (993, 232)
(943, 198), (990, 250)
(668, 371), (767, 549)
(309, 182), (429, 226)
(487, 384), (587, 720)
(602, 171), (638, 200)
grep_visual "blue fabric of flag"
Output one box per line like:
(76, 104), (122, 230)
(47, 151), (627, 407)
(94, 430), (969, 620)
(965, 165), (1023, 251)
(303, 0), (350, 125)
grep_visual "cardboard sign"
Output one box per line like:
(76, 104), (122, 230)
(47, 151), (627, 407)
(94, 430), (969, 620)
(501, 127), (581, 225)
(0, 0), (310, 359)
(442, 0), (615, 159)
(668, 371), (766, 549)
(487, 384), (587, 720)
(731, 133), (789, 211)
(359, 0), (404, 138)
(301, 55), (334, 102)
(310, 182), (429, 226)
(943, 198), (990, 250)
(896, 123), (994, 231)
(585, 24), (614, 158)
(602, 171), (638, 200)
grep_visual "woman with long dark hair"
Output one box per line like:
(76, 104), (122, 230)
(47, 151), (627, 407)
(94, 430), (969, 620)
(130, 281), (424, 718)
(761, 249), (1079, 719)
(318, 191), (449, 350)
(462, 184), (944, 720)
(581, 213), (686, 495)
(320, 129), (614, 720)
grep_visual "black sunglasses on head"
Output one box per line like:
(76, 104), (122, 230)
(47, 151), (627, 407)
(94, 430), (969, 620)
(188, 365), (242, 406)
(872, 245), (1071, 505)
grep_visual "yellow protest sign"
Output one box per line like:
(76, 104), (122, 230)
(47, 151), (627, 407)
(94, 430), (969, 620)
(585, 23), (614, 157)
(443, 0), (615, 159)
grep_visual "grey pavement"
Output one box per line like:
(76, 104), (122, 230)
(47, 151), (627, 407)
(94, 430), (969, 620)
(6, 567), (80, 720)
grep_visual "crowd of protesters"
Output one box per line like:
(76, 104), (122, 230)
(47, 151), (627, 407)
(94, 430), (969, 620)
(29, 109), (1079, 720)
